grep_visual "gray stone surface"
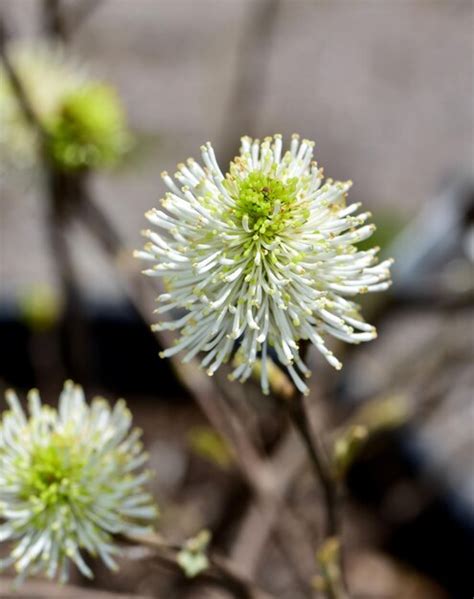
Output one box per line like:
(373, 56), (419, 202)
(1, 0), (473, 298)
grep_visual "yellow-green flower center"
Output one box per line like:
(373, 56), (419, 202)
(233, 172), (299, 236)
(45, 83), (130, 171)
(21, 437), (86, 507)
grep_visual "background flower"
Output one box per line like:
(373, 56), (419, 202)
(0, 41), (131, 171)
(0, 381), (157, 582)
(137, 134), (392, 395)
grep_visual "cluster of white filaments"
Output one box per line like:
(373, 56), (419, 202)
(0, 382), (157, 582)
(136, 135), (392, 395)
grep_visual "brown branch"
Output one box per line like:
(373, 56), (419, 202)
(42, 0), (68, 41)
(282, 362), (349, 597)
(229, 350), (349, 595)
(123, 533), (275, 599)
(42, 0), (103, 41)
(287, 394), (339, 537)
(221, 0), (282, 165)
(0, 577), (149, 598)
(0, 16), (93, 382)
(66, 0), (103, 38)
(0, 18), (47, 139)
(46, 172), (93, 382)
(228, 429), (305, 574)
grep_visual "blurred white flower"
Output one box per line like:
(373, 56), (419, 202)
(0, 381), (157, 583)
(136, 135), (392, 395)
(0, 41), (131, 171)
(0, 42), (85, 168)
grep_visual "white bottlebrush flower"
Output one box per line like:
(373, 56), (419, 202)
(0, 382), (157, 583)
(136, 135), (392, 395)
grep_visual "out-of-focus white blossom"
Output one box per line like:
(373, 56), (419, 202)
(0, 381), (157, 582)
(0, 41), (130, 171)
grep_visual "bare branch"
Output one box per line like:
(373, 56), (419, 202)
(42, 0), (68, 41)
(123, 533), (276, 599)
(0, 18), (47, 140)
(221, 0), (282, 165)
(0, 577), (149, 598)
(42, 0), (103, 41)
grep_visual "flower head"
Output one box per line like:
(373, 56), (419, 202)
(45, 82), (131, 170)
(0, 382), (157, 582)
(0, 41), (130, 171)
(136, 135), (392, 395)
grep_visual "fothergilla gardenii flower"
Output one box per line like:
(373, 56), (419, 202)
(0, 382), (157, 583)
(0, 41), (131, 171)
(136, 135), (392, 395)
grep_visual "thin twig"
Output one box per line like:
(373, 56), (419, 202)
(0, 19), (47, 138)
(42, 0), (103, 41)
(220, 0), (282, 165)
(45, 171), (92, 382)
(123, 533), (275, 599)
(66, 0), (103, 38)
(0, 15), (92, 382)
(287, 394), (339, 538)
(42, 0), (68, 41)
(228, 429), (305, 575)
(0, 577), (150, 598)
(283, 369), (349, 597)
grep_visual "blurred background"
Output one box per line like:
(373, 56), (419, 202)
(0, 1), (473, 598)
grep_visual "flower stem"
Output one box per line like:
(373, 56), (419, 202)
(287, 395), (339, 537)
(286, 395), (349, 598)
(280, 344), (349, 598)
